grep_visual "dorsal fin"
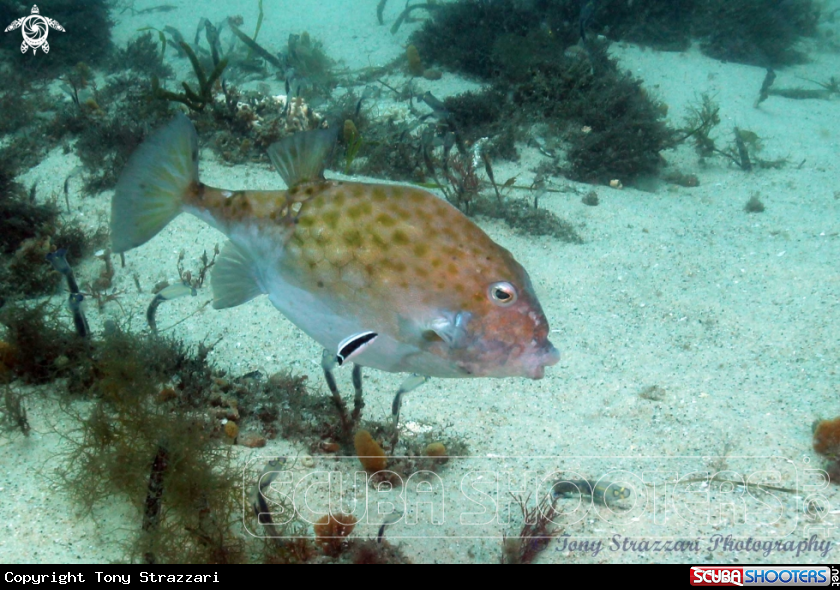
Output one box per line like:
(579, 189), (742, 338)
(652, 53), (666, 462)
(267, 128), (337, 188)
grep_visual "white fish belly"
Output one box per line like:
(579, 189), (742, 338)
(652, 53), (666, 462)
(261, 269), (465, 377)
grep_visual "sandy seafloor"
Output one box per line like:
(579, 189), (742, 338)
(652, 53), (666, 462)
(1, 0), (839, 565)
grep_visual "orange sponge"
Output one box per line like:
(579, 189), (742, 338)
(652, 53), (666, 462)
(813, 418), (840, 459)
(406, 45), (423, 77)
(354, 430), (387, 473)
(424, 442), (447, 458)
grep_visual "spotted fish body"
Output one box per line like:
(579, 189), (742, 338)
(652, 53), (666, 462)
(111, 115), (560, 379)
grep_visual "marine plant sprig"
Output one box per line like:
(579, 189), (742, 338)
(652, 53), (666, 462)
(376, 0), (388, 25)
(60, 62), (96, 109)
(342, 120), (377, 175)
(501, 492), (563, 564)
(247, 0), (265, 60)
(766, 76), (840, 101)
(177, 246), (219, 290)
(675, 94), (760, 171)
(676, 93), (721, 158)
(227, 20), (283, 70)
(152, 41), (228, 112)
(136, 27), (168, 58)
(2, 388), (30, 437)
(390, 2), (441, 34)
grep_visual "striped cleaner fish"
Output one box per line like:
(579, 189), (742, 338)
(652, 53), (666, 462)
(110, 114), (559, 399)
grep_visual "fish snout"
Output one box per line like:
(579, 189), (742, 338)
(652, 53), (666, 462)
(526, 341), (560, 379)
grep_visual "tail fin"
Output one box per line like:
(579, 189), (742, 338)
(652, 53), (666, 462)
(110, 113), (198, 253)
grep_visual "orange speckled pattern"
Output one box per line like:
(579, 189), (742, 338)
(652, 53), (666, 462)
(285, 182), (510, 304)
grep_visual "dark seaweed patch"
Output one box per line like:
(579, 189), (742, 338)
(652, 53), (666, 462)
(414, 5), (673, 184)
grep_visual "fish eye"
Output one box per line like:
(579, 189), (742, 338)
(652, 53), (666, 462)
(488, 281), (517, 306)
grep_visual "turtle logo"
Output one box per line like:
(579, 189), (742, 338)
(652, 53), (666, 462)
(4, 5), (65, 55)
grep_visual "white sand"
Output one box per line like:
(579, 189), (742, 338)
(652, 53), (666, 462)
(1, 0), (839, 564)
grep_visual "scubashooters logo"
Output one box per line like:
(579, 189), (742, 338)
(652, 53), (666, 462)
(690, 566), (832, 586)
(4, 5), (65, 55)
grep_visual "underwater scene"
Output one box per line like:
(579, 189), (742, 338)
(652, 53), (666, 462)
(0, 0), (839, 565)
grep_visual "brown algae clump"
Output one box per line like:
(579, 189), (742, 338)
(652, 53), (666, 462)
(314, 513), (358, 556)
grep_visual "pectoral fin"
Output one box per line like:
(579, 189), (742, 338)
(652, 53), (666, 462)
(211, 241), (265, 309)
(425, 311), (472, 349)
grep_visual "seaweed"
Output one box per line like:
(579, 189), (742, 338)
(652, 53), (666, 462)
(678, 93), (721, 159)
(693, 0), (820, 67)
(355, 117), (430, 183)
(2, 388), (30, 436)
(583, 0), (819, 65)
(760, 75), (840, 102)
(390, 3), (441, 34)
(112, 32), (174, 79)
(0, 155), (55, 257)
(0, 149), (107, 299)
(0, 316), (256, 562)
(501, 492), (563, 564)
(589, 0), (694, 51)
(427, 147), (482, 214)
(410, 0), (819, 71)
(0, 303), (87, 384)
(756, 69), (777, 106)
(227, 20), (283, 70)
(55, 336), (246, 563)
(513, 39), (671, 183)
(152, 41), (228, 112)
(676, 94), (768, 171)
(0, 70), (53, 137)
(442, 88), (514, 159)
(285, 31), (335, 92)
(412, 0), (540, 79)
(49, 72), (174, 193)
(412, 4), (673, 185)
(475, 196), (584, 243)
(251, 0), (264, 49)
(732, 127), (752, 171)
(377, 0), (388, 25)
(408, 0), (819, 182)
(341, 119), (366, 174)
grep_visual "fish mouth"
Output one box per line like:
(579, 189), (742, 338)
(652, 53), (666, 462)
(526, 341), (560, 379)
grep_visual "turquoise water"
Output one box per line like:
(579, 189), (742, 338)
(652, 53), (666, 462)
(0, 0), (838, 565)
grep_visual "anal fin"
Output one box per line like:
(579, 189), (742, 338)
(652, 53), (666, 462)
(211, 241), (265, 309)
